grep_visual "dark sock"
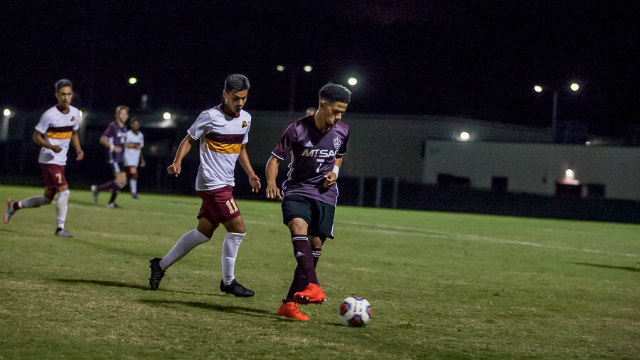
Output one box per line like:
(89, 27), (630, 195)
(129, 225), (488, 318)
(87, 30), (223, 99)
(108, 187), (119, 204)
(13, 202), (20, 210)
(291, 236), (318, 285)
(97, 180), (114, 192)
(312, 247), (321, 268)
(285, 265), (307, 302)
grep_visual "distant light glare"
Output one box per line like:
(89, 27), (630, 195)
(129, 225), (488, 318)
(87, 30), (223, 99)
(162, 112), (172, 120)
(565, 169), (574, 179)
(303, 65), (313, 73)
(534, 85), (543, 93)
(585, 141), (591, 146)
(276, 65), (285, 72)
(459, 131), (470, 141)
(570, 83), (580, 91)
(3, 109), (11, 117)
(347, 77), (358, 86)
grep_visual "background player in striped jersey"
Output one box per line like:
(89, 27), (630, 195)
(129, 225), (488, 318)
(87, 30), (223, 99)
(149, 74), (261, 297)
(123, 117), (145, 199)
(4, 79), (85, 237)
(266, 83), (351, 320)
(91, 105), (129, 208)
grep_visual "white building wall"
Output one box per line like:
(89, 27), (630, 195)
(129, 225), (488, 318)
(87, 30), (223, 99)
(423, 140), (640, 201)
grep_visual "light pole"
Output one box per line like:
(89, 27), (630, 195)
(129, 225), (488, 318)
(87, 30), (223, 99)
(534, 82), (580, 142)
(1, 108), (15, 141)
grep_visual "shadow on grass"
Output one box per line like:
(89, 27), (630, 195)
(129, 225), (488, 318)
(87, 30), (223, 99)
(70, 200), (99, 207)
(70, 238), (149, 258)
(138, 299), (278, 319)
(51, 278), (219, 296)
(574, 262), (640, 273)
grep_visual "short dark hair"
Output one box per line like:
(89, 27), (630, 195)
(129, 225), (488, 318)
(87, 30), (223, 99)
(319, 83), (351, 104)
(224, 74), (250, 92)
(130, 116), (141, 124)
(55, 79), (73, 93)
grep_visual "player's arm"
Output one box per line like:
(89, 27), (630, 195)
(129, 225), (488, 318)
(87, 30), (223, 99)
(32, 130), (62, 153)
(167, 134), (194, 177)
(139, 149), (146, 168)
(238, 144), (261, 193)
(265, 155), (282, 201)
(71, 130), (84, 161)
(323, 157), (343, 188)
(100, 136), (122, 153)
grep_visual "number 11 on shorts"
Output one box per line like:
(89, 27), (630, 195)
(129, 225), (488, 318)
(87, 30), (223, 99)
(226, 199), (239, 214)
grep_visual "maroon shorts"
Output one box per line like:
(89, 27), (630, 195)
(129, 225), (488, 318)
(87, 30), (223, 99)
(40, 164), (67, 189)
(197, 186), (241, 227)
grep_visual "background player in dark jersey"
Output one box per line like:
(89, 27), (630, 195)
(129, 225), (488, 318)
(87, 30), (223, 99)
(91, 105), (129, 208)
(4, 79), (84, 237)
(266, 83), (351, 320)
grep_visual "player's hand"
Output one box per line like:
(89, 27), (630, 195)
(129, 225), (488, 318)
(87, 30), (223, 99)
(266, 183), (282, 201)
(140, 160), (146, 168)
(249, 174), (261, 193)
(167, 163), (181, 177)
(113, 146), (123, 153)
(323, 171), (338, 188)
(50, 145), (63, 153)
(76, 149), (84, 161)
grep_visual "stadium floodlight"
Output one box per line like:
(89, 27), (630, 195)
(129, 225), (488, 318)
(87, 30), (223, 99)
(534, 85), (543, 93)
(3, 108), (11, 117)
(128, 77), (138, 85)
(163, 112), (172, 120)
(347, 77), (358, 86)
(459, 131), (470, 141)
(570, 83), (580, 92)
(276, 65), (285, 72)
(303, 65), (313, 73)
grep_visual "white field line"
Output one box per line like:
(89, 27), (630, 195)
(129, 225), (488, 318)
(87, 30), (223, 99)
(335, 220), (640, 258)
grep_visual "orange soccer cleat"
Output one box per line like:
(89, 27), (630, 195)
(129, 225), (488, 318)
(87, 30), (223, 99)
(294, 283), (326, 305)
(278, 301), (309, 321)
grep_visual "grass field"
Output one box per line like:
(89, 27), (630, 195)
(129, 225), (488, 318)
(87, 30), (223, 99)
(1, 185), (639, 359)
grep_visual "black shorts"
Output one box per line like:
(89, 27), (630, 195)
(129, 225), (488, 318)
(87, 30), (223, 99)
(109, 162), (126, 174)
(281, 194), (335, 239)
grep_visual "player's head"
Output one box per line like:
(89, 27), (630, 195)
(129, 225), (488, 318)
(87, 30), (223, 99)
(130, 117), (141, 132)
(222, 74), (250, 117)
(115, 105), (130, 123)
(305, 107), (317, 116)
(317, 83), (351, 129)
(54, 79), (73, 108)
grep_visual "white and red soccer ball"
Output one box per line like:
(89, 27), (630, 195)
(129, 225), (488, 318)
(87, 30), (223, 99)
(338, 296), (372, 327)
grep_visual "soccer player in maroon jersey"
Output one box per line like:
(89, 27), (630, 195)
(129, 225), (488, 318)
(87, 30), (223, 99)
(266, 83), (351, 320)
(91, 105), (129, 208)
(4, 79), (85, 237)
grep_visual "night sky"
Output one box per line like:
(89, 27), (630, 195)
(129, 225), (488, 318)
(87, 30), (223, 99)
(2, 1), (638, 135)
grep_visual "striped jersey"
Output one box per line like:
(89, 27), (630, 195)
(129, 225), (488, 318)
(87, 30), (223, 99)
(35, 105), (81, 165)
(124, 130), (144, 167)
(187, 104), (251, 191)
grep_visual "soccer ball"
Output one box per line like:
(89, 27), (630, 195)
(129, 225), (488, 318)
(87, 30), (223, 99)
(338, 296), (372, 327)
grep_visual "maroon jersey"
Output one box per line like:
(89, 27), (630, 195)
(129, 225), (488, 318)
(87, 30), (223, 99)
(271, 116), (349, 206)
(101, 121), (127, 163)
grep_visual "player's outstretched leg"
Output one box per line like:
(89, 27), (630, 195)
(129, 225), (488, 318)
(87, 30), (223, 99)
(278, 301), (309, 321)
(4, 200), (17, 224)
(149, 258), (165, 290)
(220, 279), (254, 297)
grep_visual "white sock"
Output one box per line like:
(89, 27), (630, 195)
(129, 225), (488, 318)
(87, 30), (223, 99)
(130, 180), (137, 195)
(159, 229), (209, 271)
(18, 196), (52, 209)
(115, 181), (126, 189)
(222, 232), (246, 285)
(56, 190), (70, 229)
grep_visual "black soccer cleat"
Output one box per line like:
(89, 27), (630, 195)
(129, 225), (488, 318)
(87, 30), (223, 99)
(149, 258), (165, 290)
(220, 279), (255, 297)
